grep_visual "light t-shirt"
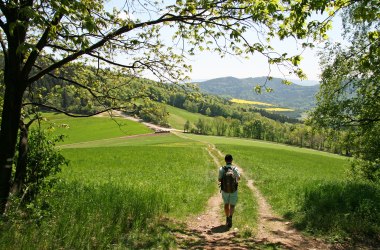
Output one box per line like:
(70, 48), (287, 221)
(218, 164), (240, 181)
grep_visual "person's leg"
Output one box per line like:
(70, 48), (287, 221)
(229, 205), (235, 216)
(227, 192), (238, 227)
(225, 203), (231, 226)
(224, 204), (230, 217)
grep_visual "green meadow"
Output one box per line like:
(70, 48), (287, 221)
(166, 104), (213, 130)
(39, 112), (153, 145)
(182, 133), (380, 243)
(1, 116), (379, 248)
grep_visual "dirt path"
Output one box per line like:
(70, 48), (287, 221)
(175, 145), (255, 249)
(92, 114), (331, 248)
(95, 110), (180, 133)
(175, 142), (332, 249)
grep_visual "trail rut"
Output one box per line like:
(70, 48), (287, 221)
(175, 142), (331, 249)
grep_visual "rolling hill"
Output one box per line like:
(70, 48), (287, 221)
(195, 76), (320, 110)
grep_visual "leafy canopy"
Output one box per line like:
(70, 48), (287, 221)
(309, 0), (380, 181)
(0, 0), (343, 87)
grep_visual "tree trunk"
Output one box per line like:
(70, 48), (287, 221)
(11, 120), (29, 196)
(0, 84), (24, 214)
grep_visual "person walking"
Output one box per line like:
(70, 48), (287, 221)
(218, 154), (240, 228)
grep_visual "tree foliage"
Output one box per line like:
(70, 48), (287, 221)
(18, 127), (68, 204)
(309, 0), (380, 181)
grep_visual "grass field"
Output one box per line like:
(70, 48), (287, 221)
(2, 116), (379, 248)
(1, 130), (219, 249)
(166, 104), (213, 130)
(39, 112), (152, 145)
(181, 133), (380, 243)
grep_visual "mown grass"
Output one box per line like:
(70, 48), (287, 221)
(60, 133), (202, 149)
(208, 138), (379, 244)
(3, 117), (377, 248)
(166, 104), (213, 130)
(233, 180), (258, 237)
(60, 144), (216, 218)
(179, 134), (380, 245)
(39, 112), (152, 145)
(1, 133), (222, 249)
(207, 145), (258, 235)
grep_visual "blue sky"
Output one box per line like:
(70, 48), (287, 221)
(107, 0), (344, 82)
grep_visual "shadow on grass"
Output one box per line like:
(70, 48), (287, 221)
(287, 182), (380, 247)
(161, 219), (289, 250)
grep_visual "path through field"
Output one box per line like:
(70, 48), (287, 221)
(174, 138), (331, 249)
(91, 114), (332, 249)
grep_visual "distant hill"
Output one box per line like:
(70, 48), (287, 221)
(291, 79), (320, 86)
(194, 77), (320, 110)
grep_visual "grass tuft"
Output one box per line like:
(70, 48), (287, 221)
(293, 181), (380, 242)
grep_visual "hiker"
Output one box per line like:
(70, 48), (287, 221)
(218, 154), (240, 228)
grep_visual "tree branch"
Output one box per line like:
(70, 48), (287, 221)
(27, 14), (210, 84)
(21, 103), (137, 118)
(22, 12), (64, 78)
(86, 52), (138, 69)
(32, 64), (106, 100)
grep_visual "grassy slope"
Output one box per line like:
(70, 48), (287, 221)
(180, 133), (380, 243)
(3, 113), (378, 248)
(40, 112), (152, 145)
(166, 104), (213, 130)
(0, 131), (219, 249)
(61, 137), (216, 218)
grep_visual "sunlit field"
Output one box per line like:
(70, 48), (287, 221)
(39, 112), (152, 145)
(2, 117), (378, 249)
(230, 98), (273, 106)
(182, 133), (380, 242)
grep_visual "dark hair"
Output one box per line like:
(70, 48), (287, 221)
(225, 154), (233, 163)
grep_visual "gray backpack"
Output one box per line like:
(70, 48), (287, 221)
(221, 166), (238, 193)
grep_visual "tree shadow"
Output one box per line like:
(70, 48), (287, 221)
(161, 219), (290, 249)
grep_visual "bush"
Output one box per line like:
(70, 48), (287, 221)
(350, 158), (380, 183)
(20, 128), (68, 204)
(293, 182), (380, 243)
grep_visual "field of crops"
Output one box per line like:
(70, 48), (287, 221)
(230, 98), (274, 106)
(230, 98), (294, 112)
(1, 116), (379, 249)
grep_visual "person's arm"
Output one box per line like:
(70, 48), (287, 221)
(218, 167), (222, 182)
(234, 167), (241, 181)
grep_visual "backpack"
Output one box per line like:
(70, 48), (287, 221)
(221, 166), (238, 193)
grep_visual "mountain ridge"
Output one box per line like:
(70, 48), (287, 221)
(194, 76), (319, 110)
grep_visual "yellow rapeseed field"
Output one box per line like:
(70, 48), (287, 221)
(265, 107), (294, 112)
(230, 98), (294, 112)
(230, 98), (273, 106)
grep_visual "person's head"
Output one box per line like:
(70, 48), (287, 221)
(225, 154), (233, 164)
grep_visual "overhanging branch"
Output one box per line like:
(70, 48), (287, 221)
(22, 12), (64, 79)
(27, 13), (216, 84)
(22, 102), (137, 118)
